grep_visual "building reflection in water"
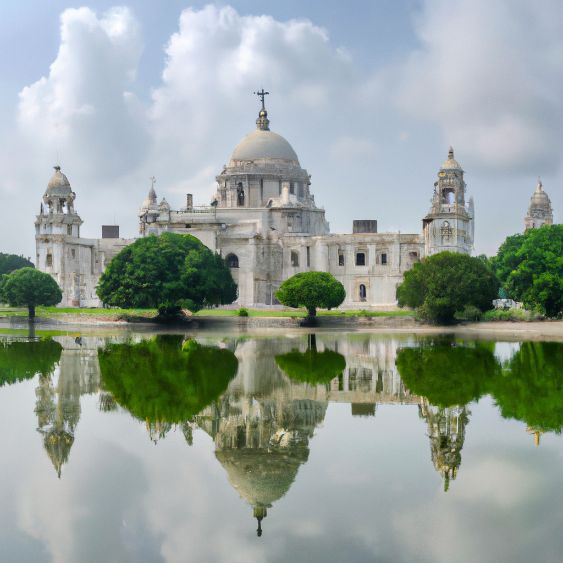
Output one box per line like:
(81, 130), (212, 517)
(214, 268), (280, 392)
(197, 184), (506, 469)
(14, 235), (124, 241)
(18, 333), (562, 531)
(34, 337), (105, 477)
(418, 401), (469, 491)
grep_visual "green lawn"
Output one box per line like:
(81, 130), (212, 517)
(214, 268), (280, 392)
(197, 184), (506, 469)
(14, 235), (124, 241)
(194, 308), (413, 318)
(0, 305), (412, 319)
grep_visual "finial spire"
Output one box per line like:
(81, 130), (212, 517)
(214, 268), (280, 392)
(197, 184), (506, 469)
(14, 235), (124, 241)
(448, 146), (454, 159)
(254, 88), (269, 110)
(254, 89), (270, 131)
(536, 176), (543, 191)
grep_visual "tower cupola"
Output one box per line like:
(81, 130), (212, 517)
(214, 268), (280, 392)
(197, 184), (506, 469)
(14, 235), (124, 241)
(422, 147), (474, 255)
(524, 178), (554, 230)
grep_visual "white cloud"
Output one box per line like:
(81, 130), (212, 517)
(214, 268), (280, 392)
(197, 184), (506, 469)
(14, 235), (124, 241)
(397, 0), (563, 173)
(148, 4), (362, 205)
(17, 6), (147, 179)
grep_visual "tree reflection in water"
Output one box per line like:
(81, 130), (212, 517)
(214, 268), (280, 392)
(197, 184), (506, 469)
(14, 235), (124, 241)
(396, 340), (499, 491)
(0, 338), (61, 387)
(98, 335), (238, 440)
(274, 334), (346, 385)
(492, 342), (563, 442)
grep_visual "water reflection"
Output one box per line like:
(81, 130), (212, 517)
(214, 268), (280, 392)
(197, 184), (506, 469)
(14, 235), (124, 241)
(0, 338), (61, 387)
(1, 332), (562, 543)
(34, 338), (99, 477)
(98, 335), (238, 442)
(493, 342), (563, 441)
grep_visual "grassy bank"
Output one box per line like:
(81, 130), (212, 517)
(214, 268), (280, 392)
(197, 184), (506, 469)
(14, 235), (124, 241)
(0, 306), (412, 320)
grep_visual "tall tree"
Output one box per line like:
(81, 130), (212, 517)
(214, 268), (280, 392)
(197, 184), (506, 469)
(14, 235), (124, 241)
(96, 233), (237, 315)
(1, 267), (62, 318)
(275, 271), (345, 318)
(492, 224), (563, 317)
(397, 251), (499, 323)
(0, 253), (34, 275)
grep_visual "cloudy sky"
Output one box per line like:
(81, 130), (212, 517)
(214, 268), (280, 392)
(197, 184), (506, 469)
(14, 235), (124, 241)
(1, 0), (561, 259)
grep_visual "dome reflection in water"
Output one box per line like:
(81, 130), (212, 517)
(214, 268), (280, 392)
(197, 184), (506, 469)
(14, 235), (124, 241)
(2, 332), (562, 549)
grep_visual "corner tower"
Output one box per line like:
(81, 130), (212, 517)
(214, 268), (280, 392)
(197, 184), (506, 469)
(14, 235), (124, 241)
(524, 179), (553, 231)
(422, 147), (474, 255)
(35, 167), (83, 290)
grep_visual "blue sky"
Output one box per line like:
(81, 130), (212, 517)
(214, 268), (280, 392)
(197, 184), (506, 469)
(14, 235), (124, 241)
(1, 0), (561, 258)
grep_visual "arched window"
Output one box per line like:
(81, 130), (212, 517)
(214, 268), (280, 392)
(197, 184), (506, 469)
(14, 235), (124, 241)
(237, 183), (245, 207)
(291, 250), (300, 267)
(356, 252), (366, 266)
(226, 253), (239, 268)
(359, 284), (367, 302)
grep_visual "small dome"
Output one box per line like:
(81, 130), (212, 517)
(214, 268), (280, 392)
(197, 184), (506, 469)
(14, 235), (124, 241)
(441, 147), (462, 171)
(46, 166), (72, 197)
(529, 180), (552, 209)
(230, 130), (299, 164)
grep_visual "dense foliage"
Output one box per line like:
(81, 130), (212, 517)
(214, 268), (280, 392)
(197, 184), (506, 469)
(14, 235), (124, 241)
(1, 267), (62, 318)
(96, 233), (237, 315)
(396, 252), (499, 323)
(0, 253), (34, 275)
(492, 224), (563, 317)
(276, 348), (346, 384)
(491, 342), (563, 432)
(275, 271), (345, 317)
(0, 339), (62, 386)
(99, 335), (238, 422)
(396, 340), (500, 407)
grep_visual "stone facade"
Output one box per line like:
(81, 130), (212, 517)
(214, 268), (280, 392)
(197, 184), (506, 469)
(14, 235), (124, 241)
(35, 103), (475, 308)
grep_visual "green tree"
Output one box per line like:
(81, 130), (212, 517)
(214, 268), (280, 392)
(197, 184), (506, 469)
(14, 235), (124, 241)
(0, 253), (34, 275)
(2, 267), (62, 318)
(491, 342), (563, 433)
(0, 339), (62, 387)
(275, 271), (345, 318)
(492, 225), (563, 317)
(396, 340), (500, 407)
(99, 336), (238, 423)
(275, 334), (346, 384)
(96, 233), (237, 315)
(397, 252), (499, 323)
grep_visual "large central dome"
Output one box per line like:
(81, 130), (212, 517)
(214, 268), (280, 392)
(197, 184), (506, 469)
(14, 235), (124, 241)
(230, 129), (299, 163)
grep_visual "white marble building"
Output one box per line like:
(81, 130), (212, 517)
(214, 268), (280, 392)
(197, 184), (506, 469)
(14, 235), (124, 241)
(35, 98), (475, 308)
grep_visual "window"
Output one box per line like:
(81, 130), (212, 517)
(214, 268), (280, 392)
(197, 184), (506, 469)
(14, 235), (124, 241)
(291, 250), (299, 267)
(46, 254), (53, 267)
(71, 249), (76, 259)
(185, 224), (192, 229)
(237, 183), (245, 206)
(290, 182), (295, 195)
(306, 246), (311, 267)
(359, 284), (367, 302)
(338, 250), (345, 266)
(67, 225), (73, 236)
(260, 179), (264, 202)
(226, 253), (239, 268)
(381, 253), (387, 265)
(356, 252), (366, 266)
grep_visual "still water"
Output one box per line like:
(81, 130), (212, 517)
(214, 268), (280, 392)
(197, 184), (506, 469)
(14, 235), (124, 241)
(0, 330), (562, 563)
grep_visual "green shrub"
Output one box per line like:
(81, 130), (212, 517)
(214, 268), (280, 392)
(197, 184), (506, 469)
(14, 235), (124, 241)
(481, 308), (542, 322)
(237, 307), (249, 317)
(454, 305), (483, 321)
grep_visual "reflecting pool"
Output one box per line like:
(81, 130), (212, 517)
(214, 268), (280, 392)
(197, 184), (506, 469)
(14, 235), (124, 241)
(0, 331), (562, 563)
